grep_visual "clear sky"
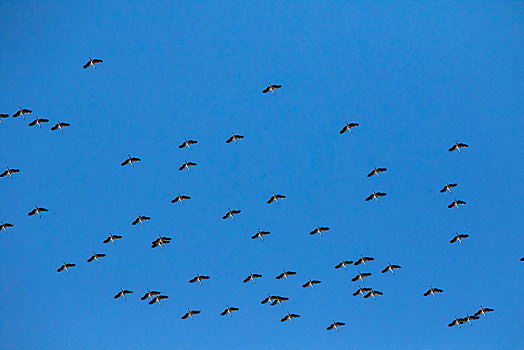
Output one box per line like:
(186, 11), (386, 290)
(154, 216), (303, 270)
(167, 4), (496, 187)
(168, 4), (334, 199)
(1, 2), (523, 349)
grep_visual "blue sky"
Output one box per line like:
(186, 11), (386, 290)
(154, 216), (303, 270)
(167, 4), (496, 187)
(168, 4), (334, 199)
(1, 2), (523, 349)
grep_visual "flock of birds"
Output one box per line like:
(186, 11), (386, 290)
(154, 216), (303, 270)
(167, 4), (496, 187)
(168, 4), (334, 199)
(3, 57), (513, 332)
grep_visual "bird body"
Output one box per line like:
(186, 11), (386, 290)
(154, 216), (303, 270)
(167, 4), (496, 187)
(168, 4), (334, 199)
(310, 226), (330, 236)
(448, 141), (468, 153)
(179, 139), (198, 149)
(267, 193), (286, 204)
(0, 167), (20, 179)
(121, 155), (141, 167)
(28, 205), (49, 218)
(252, 229), (270, 241)
(28, 116), (49, 128)
(424, 286), (443, 298)
(339, 122), (359, 134)
(226, 133), (244, 144)
(51, 121), (70, 133)
(367, 166), (387, 178)
(114, 289), (133, 300)
(83, 57), (103, 69)
(276, 270), (296, 280)
(450, 233), (469, 244)
(132, 214), (150, 226)
(262, 82), (282, 94)
(365, 190), (387, 202)
(327, 321), (346, 331)
(222, 208), (241, 220)
(12, 108), (32, 119)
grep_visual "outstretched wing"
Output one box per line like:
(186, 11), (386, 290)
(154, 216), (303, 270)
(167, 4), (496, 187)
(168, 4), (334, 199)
(226, 136), (234, 143)
(87, 255), (95, 262)
(0, 170), (7, 177)
(181, 313), (189, 319)
(267, 196), (275, 204)
(327, 324), (335, 330)
(243, 276), (251, 283)
(13, 111), (22, 118)
(189, 277), (199, 283)
(57, 265), (65, 272)
(83, 61), (91, 68)
(339, 125), (348, 134)
(132, 218), (140, 225)
(28, 120), (37, 126)
(276, 273), (284, 279)
(351, 275), (360, 282)
(51, 124), (59, 130)
(381, 266), (390, 273)
(376, 192), (387, 197)
(458, 143), (468, 148)
(220, 310), (228, 316)
(365, 194), (374, 201)
(335, 262), (344, 269)
(28, 209), (37, 216)
(262, 86), (271, 93)
(367, 170), (376, 177)
(121, 159), (130, 166)
(179, 164), (186, 171)
(92, 59), (103, 63)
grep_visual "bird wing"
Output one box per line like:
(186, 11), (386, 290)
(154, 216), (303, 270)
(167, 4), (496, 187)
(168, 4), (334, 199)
(97, 254), (106, 258)
(335, 262), (343, 269)
(13, 111), (22, 117)
(142, 216), (151, 221)
(28, 209), (37, 216)
(121, 159), (130, 166)
(130, 158), (141, 162)
(251, 233), (259, 239)
(267, 196), (275, 204)
(83, 62), (91, 68)
(339, 126), (348, 134)
(87, 256), (95, 262)
(187, 162), (196, 166)
(327, 324), (335, 330)
(273, 85), (282, 89)
(365, 194), (374, 201)
(276, 195), (286, 199)
(312, 280), (321, 284)
(189, 277), (198, 283)
(181, 196), (191, 200)
(92, 59), (103, 63)
(287, 271), (296, 275)
(57, 265), (65, 272)
(448, 320), (457, 327)
(39, 208), (49, 212)
(178, 142), (187, 148)
(351, 275), (359, 281)
(179, 164), (186, 170)
(11, 169), (20, 173)
(374, 291), (383, 295)
(352, 290), (360, 296)
(376, 192), (387, 197)
(222, 213), (230, 219)
(66, 264), (75, 268)
(114, 292), (122, 299)
(320, 227), (330, 231)
(226, 136), (234, 143)
(40, 119), (49, 123)
(354, 259), (363, 266)
(423, 290), (431, 296)
(158, 296), (169, 300)
(281, 315), (289, 322)
(440, 186), (447, 193)
(349, 123), (359, 127)
(457, 200), (466, 205)
(362, 273), (372, 277)
(181, 313), (189, 319)
(141, 293), (149, 300)
(132, 218), (140, 225)
(261, 297), (270, 304)
(243, 276), (251, 283)
(301, 282), (310, 288)
(377, 168), (387, 172)
(232, 210), (241, 214)
(220, 310), (228, 316)
(392, 265), (401, 269)
(28, 120), (37, 126)
(449, 183), (457, 188)
(309, 229), (318, 235)
(459, 234), (469, 239)
(51, 124), (59, 130)
(188, 140), (198, 144)
(0, 171), (7, 177)
(276, 273), (284, 279)
(381, 266), (390, 273)
(230, 307), (239, 311)
(448, 145), (457, 151)
(61, 123), (70, 127)
(253, 274), (262, 278)
(458, 143), (468, 148)
(363, 292), (371, 298)
(448, 203), (455, 208)
(262, 86), (271, 93)
(192, 310), (200, 315)
(434, 288), (443, 293)
(366, 170), (375, 177)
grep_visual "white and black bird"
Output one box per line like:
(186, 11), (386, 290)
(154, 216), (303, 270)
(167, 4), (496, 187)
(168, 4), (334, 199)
(366, 190), (387, 202)
(0, 167), (20, 179)
(12, 107), (32, 119)
(151, 235), (171, 249)
(448, 316), (466, 328)
(51, 121), (70, 133)
(87, 252), (106, 263)
(132, 214), (150, 226)
(355, 255), (375, 267)
(252, 229), (270, 241)
(301, 279), (321, 289)
(222, 208), (241, 220)
(262, 83), (282, 94)
(281, 312), (300, 324)
(448, 199), (466, 210)
(327, 321), (346, 331)
(226, 133), (244, 144)
(141, 290), (161, 301)
(310, 226), (330, 237)
(171, 194), (191, 205)
(220, 305), (239, 317)
(28, 116), (49, 128)
(364, 289), (383, 300)
(381, 263), (402, 274)
(474, 306), (494, 318)
(276, 270), (296, 280)
(243, 272), (262, 283)
(440, 183), (457, 193)
(83, 57), (103, 69)
(424, 286), (444, 298)
(335, 259), (354, 270)
(121, 155), (141, 167)
(450, 233), (469, 244)
(351, 272), (372, 283)
(57, 262), (75, 273)
(0, 221), (14, 232)
(353, 286), (372, 297)
(181, 308), (200, 319)
(339, 122), (359, 134)
(179, 139), (198, 149)
(103, 233), (122, 244)
(149, 295), (169, 306)
(114, 289), (133, 300)
(448, 141), (469, 153)
(179, 160), (197, 171)
(267, 193), (286, 204)
(367, 166), (387, 178)
(0, 114), (9, 123)
(189, 274), (210, 285)
(28, 205), (49, 218)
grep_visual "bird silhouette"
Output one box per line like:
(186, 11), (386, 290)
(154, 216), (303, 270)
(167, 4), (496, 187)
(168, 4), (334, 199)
(262, 83), (282, 94)
(83, 57), (103, 69)
(28, 116), (49, 128)
(114, 289), (133, 300)
(12, 108), (32, 119)
(121, 155), (141, 167)
(267, 193), (286, 204)
(189, 274), (210, 285)
(179, 139), (198, 149)
(276, 270), (296, 280)
(327, 321), (346, 331)
(51, 121), (70, 133)
(103, 233), (122, 244)
(28, 206), (49, 218)
(0, 167), (20, 179)
(226, 133), (244, 144)
(132, 214), (150, 226)
(448, 141), (468, 153)
(339, 122), (359, 134)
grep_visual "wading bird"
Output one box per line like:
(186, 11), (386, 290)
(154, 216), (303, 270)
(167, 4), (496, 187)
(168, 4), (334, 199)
(114, 289), (133, 300)
(51, 121), (70, 133)
(381, 263), (402, 274)
(364, 289), (383, 300)
(424, 286), (443, 299)
(367, 166), (387, 178)
(179, 160), (196, 171)
(226, 133), (244, 144)
(121, 155), (141, 167)
(149, 295), (169, 306)
(355, 255), (375, 267)
(0, 114), (9, 123)
(132, 214), (150, 226)
(171, 194), (191, 205)
(179, 139), (198, 149)
(189, 274), (210, 285)
(474, 306), (494, 318)
(222, 208), (241, 220)
(181, 308), (200, 319)
(243, 272), (262, 283)
(252, 229), (270, 241)
(0, 221), (13, 232)
(83, 57), (103, 69)
(351, 272), (372, 283)
(440, 183), (457, 193)
(276, 270), (296, 280)
(335, 259), (354, 270)
(448, 141), (468, 153)
(281, 312), (300, 324)
(220, 305), (239, 317)
(339, 122), (359, 134)
(87, 252), (106, 263)
(327, 321), (346, 331)
(353, 286), (371, 297)
(0, 167), (20, 179)
(448, 316), (466, 328)
(103, 233), (122, 244)
(28, 205), (49, 218)
(450, 233), (469, 244)
(28, 116), (49, 128)
(310, 226), (330, 237)
(57, 262), (75, 273)
(301, 279), (321, 289)
(141, 290), (161, 301)
(462, 314), (480, 325)
(12, 108), (32, 119)
(267, 193), (286, 204)
(448, 199), (466, 210)
(151, 235), (171, 249)
(366, 190), (387, 202)
(262, 83), (282, 94)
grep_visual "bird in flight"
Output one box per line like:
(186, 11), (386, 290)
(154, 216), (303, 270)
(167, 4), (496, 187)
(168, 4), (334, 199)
(179, 160), (197, 171)
(335, 259), (354, 270)
(83, 57), (103, 69)
(132, 214), (150, 226)
(462, 314), (480, 325)
(327, 321), (346, 331)
(28, 116), (49, 128)
(51, 121), (70, 133)
(243, 272), (262, 283)
(440, 183), (457, 193)
(276, 269), (296, 280)
(149, 295), (169, 306)
(171, 194), (191, 205)
(121, 155), (141, 167)
(181, 308), (200, 319)
(367, 166), (387, 178)
(226, 133), (244, 144)
(351, 272), (372, 284)
(151, 235), (171, 249)
(450, 233), (469, 244)
(28, 205), (49, 218)
(0, 167), (20, 179)
(424, 286), (443, 299)
(448, 316), (466, 328)
(366, 190), (387, 202)
(12, 107), (32, 119)
(179, 139), (198, 149)
(189, 274), (210, 285)
(222, 208), (241, 220)
(0, 221), (14, 232)
(114, 289), (133, 300)
(339, 122), (359, 134)
(474, 306), (494, 318)
(448, 199), (466, 210)
(220, 305), (239, 317)
(448, 141), (468, 153)
(301, 279), (321, 289)
(141, 290), (161, 301)
(381, 263), (402, 274)
(252, 229), (270, 241)
(267, 193), (286, 204)
(355, 255), (374, 267)
(57, 262), (76, 273)
(364, 289), (383, 300)
(353, 286), (372, 297)
(270, 296), (289, 307)
(281, 312), (300, 324)
(310, 226), (330, 237)
(103, 233), (122, 244)
(87, 252), (106, 263)
(0, 114), (9, 123)
(262, 82), (282, 94)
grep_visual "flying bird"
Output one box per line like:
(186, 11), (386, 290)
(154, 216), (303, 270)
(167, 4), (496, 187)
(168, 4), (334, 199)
(57, 262), (75, 273)
(354, 255), (375, 267)
(171, 194), (191, 205)
(87, 252), (106, 263)
(141, 290), (161, 301)
(474, 306), (494, 318)
(28, 205), (49, 218)
(276, 270), (296, 280)
(267, 193), (286, 204)
(366, 190), (387, 202)
(243, 272), (262, 283)
(220, 305), (239, 317)
(179, 139), (198, 149)
(12, 108), (32, 119)
(179, 161), (196, 171)
(181, 308), (200, 319)
(301, 279), (321, 289)
(448, 141), (469, 153)
(151, 235), (171, 249)
(51, 121), (70, 133)
(222, 208), (241, 220)
(327, 321), (346, 331)
(189, 274), (210, 285)
(440, 183), (457, 193)
(310, 226), (330, 237)
(83, 57), (103, 69)
(0, 167), (20, 179)
(424, 286), (444, 299)
(281, 312), (300, 324)
(132, 214), (150, 226)
(335, 259), (354, 270)
(103, 233), (122, 244)
(28, 116), (49, 128)
(351, 272), (372, 283)
(364, 289), (383, 300)
(448, 316), (466, 328)
(149, 295), (169, 306)
(450, 233), (469, 244)
(448, 199), (466, 210)
(0, 114), (9, 123)
(353, 286), (372, 296)
(270, 296), (289, 306)
(339, 122), (359, 134)
(0, 221), (14, 232)
(462, 314), (480, 325)
(226, 133), (244, 144)
(381, 263), (402, 274)
(252, 229), (270, 241)
(367, 166), (388, 178)
(262, 82), (282, 94)
(114, 289), (133, 300)
(121, 155), (141, 167)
